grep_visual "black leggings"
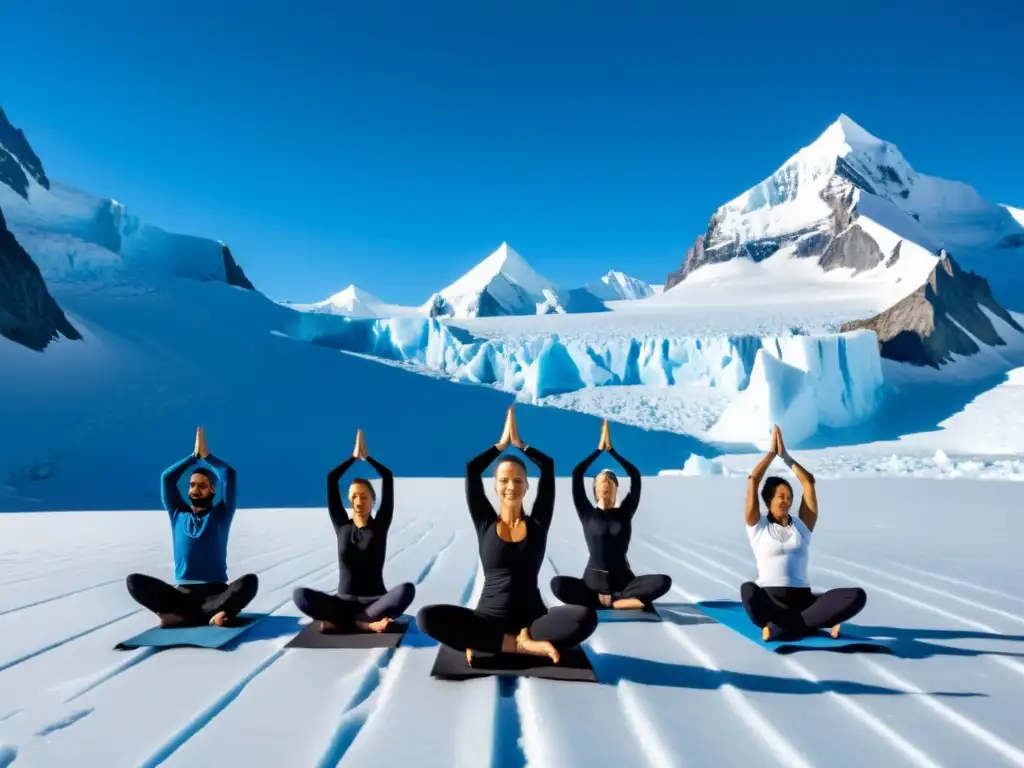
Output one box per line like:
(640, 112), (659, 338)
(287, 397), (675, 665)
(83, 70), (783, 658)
(292, 583), (416, 630)
(740, 582), (866, 635)
(551, 573), (671, 608)
(416, 604), (598, 654)
(126, 573), (259, 624)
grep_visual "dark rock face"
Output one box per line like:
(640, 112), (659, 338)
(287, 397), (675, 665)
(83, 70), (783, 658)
(839, 251), (1023, 368)
(221, 244), (255, 290)
(426, 293), (454, 318)
(0, 108), (50, 197)
(0, 205), (81, 351)
(0, 147), (30, 199)
(819, 224), (885, 274)
(885, 241), (902, 268)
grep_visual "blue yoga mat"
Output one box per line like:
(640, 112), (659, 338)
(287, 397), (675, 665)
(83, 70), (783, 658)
(597, 604), (662, 623)
(695, 601), (891, 654)
(114, 614), (266, 650)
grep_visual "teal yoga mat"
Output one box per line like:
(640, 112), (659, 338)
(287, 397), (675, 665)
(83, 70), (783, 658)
(695, 601), (891, 654)
(114, 614), (266, 650)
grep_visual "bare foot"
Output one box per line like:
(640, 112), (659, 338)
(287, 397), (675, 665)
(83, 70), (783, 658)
(830, 624), (841, 639)
(612, 597), (645, 610)
(158, 613), (187, 628)
(466, 648), (475, 666)
(516, 629), (559, 664)
(355, 617), (392, 633)
(209, 611), (228, 627)
(598, 594), (612, 608)
(319, 620), (338, 633)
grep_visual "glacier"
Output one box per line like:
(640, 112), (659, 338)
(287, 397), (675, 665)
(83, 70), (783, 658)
(285, 312), (885, 446)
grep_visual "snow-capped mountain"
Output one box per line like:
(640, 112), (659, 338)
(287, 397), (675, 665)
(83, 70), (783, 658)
(288, 284), (420, 318)
(584, 270), (656, 301)
(0, 108), (255, 294)
(423, 242), (606, 318)
(664, 115), (1024, 311)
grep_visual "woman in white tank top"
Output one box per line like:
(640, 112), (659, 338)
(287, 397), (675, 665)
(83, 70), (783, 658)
(742, 426), (867, 641)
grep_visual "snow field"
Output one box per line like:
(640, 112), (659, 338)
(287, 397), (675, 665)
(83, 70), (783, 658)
(2, 476), (1024, 767)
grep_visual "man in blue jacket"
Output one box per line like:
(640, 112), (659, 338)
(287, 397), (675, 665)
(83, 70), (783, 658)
(126, 427), (258, 627)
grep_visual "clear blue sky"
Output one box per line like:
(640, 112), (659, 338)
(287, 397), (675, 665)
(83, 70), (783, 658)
(1, 0), (1021, 304)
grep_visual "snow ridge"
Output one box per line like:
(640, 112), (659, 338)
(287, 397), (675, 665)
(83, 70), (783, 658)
(585, 270), (656, 301)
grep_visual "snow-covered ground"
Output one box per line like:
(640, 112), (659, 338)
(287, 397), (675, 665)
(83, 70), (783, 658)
(1, 476), (1023, 767)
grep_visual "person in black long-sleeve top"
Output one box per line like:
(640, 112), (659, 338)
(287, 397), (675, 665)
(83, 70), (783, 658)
(293, 430), (415, 633)
(551, 420), (672, 610)
(417, 406), (597, 665)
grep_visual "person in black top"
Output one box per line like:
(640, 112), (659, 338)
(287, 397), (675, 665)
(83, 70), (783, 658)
(551, 420), (671, 610)
(293, 430), (415, 633)
(416, 407), (597, 665)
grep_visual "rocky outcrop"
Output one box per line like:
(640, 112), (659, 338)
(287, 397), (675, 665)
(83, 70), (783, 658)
(0, 205), (81, 351)
(0, 108), (50, 199)
(665, 177), (862, 289)
(221, 244), (255, 290)
(839, 251), (1023, 368)
(425, 292), (454, 318)
(819, 224), (885, 274)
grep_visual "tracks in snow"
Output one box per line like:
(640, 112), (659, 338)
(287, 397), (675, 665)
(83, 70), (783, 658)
(640, 534), (1024, 768)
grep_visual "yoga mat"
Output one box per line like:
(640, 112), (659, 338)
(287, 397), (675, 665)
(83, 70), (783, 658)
(284, 620), (408, 649)
(597, 604), (662, 622)
(430, 644), (597, 682)
(695, 601), (891, 654)
(114, 614), (265, 650)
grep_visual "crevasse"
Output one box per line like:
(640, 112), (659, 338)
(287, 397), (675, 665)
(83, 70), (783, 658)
(286, 314), (885, 446)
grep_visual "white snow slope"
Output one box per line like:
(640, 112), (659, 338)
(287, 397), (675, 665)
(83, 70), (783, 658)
(2, 476), (1024, 767)
(0, 174), (238, 288)
(1002, 204), (1024, 228)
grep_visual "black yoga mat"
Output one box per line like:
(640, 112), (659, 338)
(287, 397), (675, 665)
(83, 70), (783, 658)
(430, 643), (597, 682)
(284, 619), (408, 649)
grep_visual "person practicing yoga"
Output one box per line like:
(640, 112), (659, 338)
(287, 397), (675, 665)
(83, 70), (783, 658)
(417, 406), (597, 665)
(742, 425), (866, 641)
(550, 419), (671, 610)
(126, 427), (258, 627)
(293, 429), (415, 634)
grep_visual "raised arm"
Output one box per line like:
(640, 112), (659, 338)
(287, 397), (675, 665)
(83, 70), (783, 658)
(466, 445), (501, 534)
(776, 431), (818, 531)
(364, 455), (394, 530)
(203, 454), (238, 520)
(524, 445), (555, 530)
(607, 447), (641, 518)
(746, 449), (776, 527)
(572, 449), (601, 520)
(161, 454), (196, 515)
(327, 457), (358, 530)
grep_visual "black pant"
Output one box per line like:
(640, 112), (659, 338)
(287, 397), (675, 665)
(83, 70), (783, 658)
(416, 604), (598, 654)
(551, 573), (672, 608)
(740, 582), (866, 636)
(292, 583), (416, 630)
(126, 573), (259, 624)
